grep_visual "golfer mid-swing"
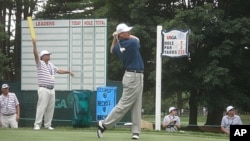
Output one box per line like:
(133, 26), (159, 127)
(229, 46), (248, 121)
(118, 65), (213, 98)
(97, 23), (144, 140)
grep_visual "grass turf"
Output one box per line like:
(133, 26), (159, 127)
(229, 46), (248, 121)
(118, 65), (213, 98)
(0, 127), (228, 141)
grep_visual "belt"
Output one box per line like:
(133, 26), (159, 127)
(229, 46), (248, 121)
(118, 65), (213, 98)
(39, 85), (54, 90)
(2, 113), (15, 116)
(126, 70), (144, 73)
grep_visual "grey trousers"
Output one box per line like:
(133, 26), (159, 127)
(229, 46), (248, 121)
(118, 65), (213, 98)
(102, 71), (144, 134)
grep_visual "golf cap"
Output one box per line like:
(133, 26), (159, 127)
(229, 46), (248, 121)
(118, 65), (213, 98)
(226, 106), (234, 112)
(1, 84), (9, 89)
(116, 23), (133, 34)
(39, 50), (51, 58)
(169, 107), (177, 113)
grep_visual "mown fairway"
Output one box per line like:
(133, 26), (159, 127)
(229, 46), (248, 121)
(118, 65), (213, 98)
(0, 127), (228, 141)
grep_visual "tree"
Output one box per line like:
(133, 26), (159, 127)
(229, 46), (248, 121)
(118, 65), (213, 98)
(0, 49), (10, 80)
(0, 0), (15, 80)
(35, 0), (94, 19)
(162, 3), (250, 126)
(0, 24), (11, 80)
(0, 0), (38, 80)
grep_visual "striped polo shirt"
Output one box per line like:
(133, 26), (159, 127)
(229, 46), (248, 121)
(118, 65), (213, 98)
(37, 60), (58, 86)
(0, 92), (19, 115)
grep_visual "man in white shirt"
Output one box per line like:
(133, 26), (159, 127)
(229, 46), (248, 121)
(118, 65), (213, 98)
(0, 84), (20, 128)
(162, 107), (181, 132)
(221, 106), (242, 134)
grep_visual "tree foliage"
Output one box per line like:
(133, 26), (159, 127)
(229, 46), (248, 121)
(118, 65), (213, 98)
(35, 0), (94, 19)
(162, 3), (250, 125)
(0, 24), (11, 80)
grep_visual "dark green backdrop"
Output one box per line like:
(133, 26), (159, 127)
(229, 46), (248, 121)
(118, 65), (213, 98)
(0, 80), (131, 127)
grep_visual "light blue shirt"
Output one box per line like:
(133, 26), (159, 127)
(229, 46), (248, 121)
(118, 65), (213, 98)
(221, 115), (242, 131)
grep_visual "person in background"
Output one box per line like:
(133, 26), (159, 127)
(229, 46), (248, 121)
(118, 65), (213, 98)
(0, 83), (20, 128)
(97, 23), (144, 140)
(221, 106), (242, 134)
(203, 107), (207, 116)
(32, 38), (74, 130)
(162, 107), (181, 132)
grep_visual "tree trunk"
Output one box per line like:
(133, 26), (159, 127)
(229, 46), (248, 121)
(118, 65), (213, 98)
(205, 103), (224, 126)
(188, 88), (199, 126)
(13, 0), (23, 80)
(205, 90), (225, 126)
(0, 0), (6, 52)
(177, 91), (183, 115)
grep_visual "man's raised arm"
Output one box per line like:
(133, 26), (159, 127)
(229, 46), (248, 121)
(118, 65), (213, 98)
(32, 38), (39, 64)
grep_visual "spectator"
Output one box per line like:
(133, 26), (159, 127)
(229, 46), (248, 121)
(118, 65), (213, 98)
(162, 107), (181, 132)
(203, 107), (207, 116)
(181, 108), (184, 115)
(221, 106), (242, 134)
(0, 84), (20, 128)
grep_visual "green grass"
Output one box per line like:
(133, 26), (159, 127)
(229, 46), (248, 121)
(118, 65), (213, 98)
(142, 114), (250, 126)
(142, 115), (207, 126)
(0, 127), (228, 141)
(2, 114), (248, 141)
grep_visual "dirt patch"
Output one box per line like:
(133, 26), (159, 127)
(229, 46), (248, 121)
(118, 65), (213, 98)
(181, 126), (223, 133)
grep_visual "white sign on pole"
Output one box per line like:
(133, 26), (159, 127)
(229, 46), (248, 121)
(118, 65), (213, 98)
(155, 28), (190, 131)
(162, 29), (189, 57)
(21, 19), (107, 91)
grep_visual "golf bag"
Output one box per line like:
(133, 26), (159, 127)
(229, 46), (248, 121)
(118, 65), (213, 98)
(72, 90), (92, 127)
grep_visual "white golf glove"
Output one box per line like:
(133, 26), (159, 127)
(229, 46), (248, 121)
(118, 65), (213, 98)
(113, 31), (118, 37)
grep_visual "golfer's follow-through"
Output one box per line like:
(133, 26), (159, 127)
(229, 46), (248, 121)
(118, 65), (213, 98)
(97, 23), (144, 140)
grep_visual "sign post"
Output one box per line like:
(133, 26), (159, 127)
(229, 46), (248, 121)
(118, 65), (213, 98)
(155, 27), (189, 130)
(155, 25), (162, 130)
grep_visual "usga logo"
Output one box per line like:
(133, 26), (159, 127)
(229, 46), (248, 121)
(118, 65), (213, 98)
(166, 35), (177, 39)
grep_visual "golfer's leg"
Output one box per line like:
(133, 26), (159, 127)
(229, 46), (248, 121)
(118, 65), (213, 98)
(103, 72), (137, 128)
(131, 73), (143, 134)
(103, 86), (134, 128)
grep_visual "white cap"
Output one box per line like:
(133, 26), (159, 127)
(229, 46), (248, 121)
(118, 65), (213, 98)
(226, 106), (234, 112)
(39, 50), (51, 58)
(116, 23), (133, 34)
(1, 84), (9, 89)
(169, 107), (177, 113)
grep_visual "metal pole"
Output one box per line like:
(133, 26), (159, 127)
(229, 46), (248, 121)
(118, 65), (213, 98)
(155, 25), (162, 130)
